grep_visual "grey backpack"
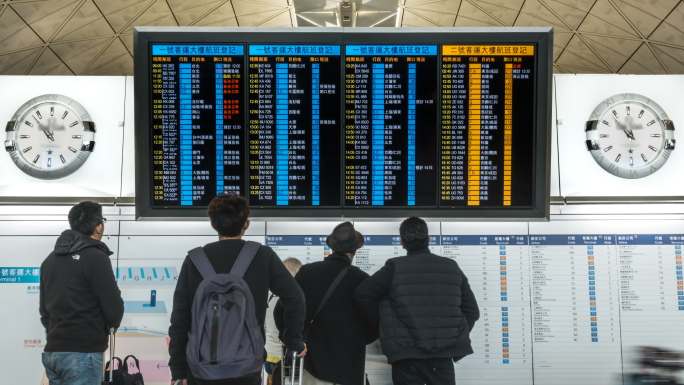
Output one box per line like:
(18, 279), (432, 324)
(186, 241), (265, 380)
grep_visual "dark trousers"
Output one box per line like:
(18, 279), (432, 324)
(190, 372), (261, 385)
(391, 358), (455, 385)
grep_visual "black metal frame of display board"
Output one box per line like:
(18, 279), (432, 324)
(134, 27), (552, 220)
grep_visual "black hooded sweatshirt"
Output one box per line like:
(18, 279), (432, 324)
(39, 230), (124, 352)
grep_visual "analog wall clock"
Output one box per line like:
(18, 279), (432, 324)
(4, 94), (95, 179)
(585, 93), (676, 179)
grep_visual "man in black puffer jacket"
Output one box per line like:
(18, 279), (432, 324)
(355, 217), (479, 385)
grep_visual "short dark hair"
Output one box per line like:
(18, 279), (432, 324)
(68, 201), (104, 236)
(208, 194), (250, 237)
(399, 216), (429, 251)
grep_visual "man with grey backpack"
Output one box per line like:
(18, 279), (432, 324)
(168, 194), (307, 385)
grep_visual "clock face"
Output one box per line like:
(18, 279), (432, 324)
(4, 94), (95, 179)
(585, 93), (676, 179)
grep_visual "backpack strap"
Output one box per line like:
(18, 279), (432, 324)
(188, 247), (216, 279)
(230, 241), (260, 277)
(310, 266), (350, 325)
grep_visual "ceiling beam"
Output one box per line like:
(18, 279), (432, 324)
(164, 0), (180, 26)
(451, 0), (462, 27)
(369, 11), (397, 27)
(614, 0), (682, 73)
(538, 0), (614, 73)
(90, 0), (132, 57)
(513, 0), (525, 25)
(296, 13), (323, 27)
(607, 0), (668, 72)
(396, 0), (406, 27)
(189, 0), (231, 26)
(286, 0), (296, 27)
(7, 3), (80, 75)
(464, 0), (505, 26)
(22, 0), (88, 74)
(257, 7), (290, 26)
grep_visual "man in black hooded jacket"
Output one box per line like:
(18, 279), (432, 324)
(39, 201), (124, 385)
(355, 217), (479, 385)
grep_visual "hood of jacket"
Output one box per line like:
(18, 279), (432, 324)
(53, 230), (112, 257)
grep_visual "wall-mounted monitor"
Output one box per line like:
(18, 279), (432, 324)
(134, 27), (552, 219)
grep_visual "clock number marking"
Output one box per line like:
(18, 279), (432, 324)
(68, 146), (77, 153)
(615, 153), (622, 162)
(68, 121), (78, 128)
(601, 120), (610, 126)
(72, 135), (82, 139)
(603, 146), (613, 152)
(648, 145), (657, 152)
(22, 146), (32, 153)
(647, 120), (656, 126)
(59, 154), (66, 164)
(33, 154), (40, 163)
(35, 110), (42, 119)
(612, 110), (618, 118)
(629, 156), (634, 167)
(641, 153), (648, 162)
(19, 135), (30, 139)
(650, 134), (661, 138)
(50, 107), (54, 116)
(626, 106), (630, 115)
(47, 158), (52, 168)
(24, 120), (33, 127)
(61, 111), (68, 120)
(600, 134), (609, 138)
(638, 110), (644, 118)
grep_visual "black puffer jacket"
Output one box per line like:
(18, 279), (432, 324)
(355, 247), (479, 363)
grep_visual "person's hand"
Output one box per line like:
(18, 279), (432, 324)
(284, 343), (307, 362)
(170, 379), (187, 385)
(298, 343), (308, 358)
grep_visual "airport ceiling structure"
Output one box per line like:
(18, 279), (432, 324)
(0, 0), (683, 75)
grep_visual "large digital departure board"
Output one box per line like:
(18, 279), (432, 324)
(149, 44), (245, 207)
(248, 45), (341, 207)
(135, 28), (552, 219)
(440, 45), (535, 208)
(344, 45), (438, 207)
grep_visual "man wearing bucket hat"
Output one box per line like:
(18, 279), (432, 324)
(276, 222), (378, 385)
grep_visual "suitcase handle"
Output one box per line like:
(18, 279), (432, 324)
(280, 347), (305, 385)
(102, 328), (116, 385)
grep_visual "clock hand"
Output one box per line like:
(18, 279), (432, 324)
(33, 115), (48, 131)
(625, 116), (644, 132)
(32, 116), (56, 141)
(613, 117), (634, 140)
(37, 122), (55, 142)
(626, 129), (635, 140)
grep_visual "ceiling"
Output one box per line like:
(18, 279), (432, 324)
(0, 0), (683, 75)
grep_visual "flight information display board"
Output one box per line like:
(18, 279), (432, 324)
(149, 44), (245, 207)
(135, 28), (552, 219)
(248, 45), (341, 207)
(344, 45), (438, 207)
(440, 45), (535, 207)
